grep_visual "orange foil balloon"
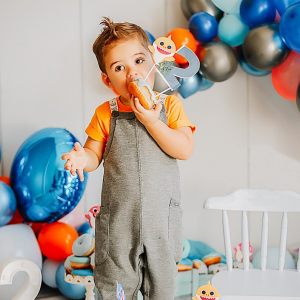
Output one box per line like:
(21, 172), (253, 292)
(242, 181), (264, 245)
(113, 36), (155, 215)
(38, 222), (78, 261)
(271, 51), (300, 101)
(166, 28), (197, 64)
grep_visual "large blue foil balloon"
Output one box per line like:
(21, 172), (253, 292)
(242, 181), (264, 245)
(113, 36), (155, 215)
(10, 128), (87, 223)
(178, 73), (202, 98)
(240, 0), (276, 28)
(274, 0), (300, 15)
(280, 2), (300, 54)
(0, 182), (17, 226)
(237, 46), (271, 76)
(189, 12), (218, 42)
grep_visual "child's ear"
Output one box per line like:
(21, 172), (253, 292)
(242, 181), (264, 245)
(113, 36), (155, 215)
(101, 72), (113, 88)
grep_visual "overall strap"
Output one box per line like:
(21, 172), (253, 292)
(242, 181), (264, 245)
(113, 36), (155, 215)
(158, 94), (168, 105)
(109, 98), (118, 112)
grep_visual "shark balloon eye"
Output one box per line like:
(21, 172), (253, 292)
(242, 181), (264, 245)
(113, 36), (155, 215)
(210, 291), (215, 296)
(201, 290), (206, 294)
(160, 41), (164, 46)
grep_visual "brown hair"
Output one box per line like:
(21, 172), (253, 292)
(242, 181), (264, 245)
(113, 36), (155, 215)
(93, 17), (151, 73)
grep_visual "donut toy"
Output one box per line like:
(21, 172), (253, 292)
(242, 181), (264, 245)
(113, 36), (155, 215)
(71, 268), (93, 277)
(64, 255), (73, 274)
(69, 256), (90, 269)
(72, 233), (95, 257)
(202, 252), (222, 266)
(128, 78), (157, 110)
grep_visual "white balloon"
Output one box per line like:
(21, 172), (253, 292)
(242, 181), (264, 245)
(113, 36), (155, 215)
(42, 259), (63, 288)
(0, 224), (42, 300)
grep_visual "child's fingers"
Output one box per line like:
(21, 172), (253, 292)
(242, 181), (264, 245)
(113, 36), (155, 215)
(77, 169), (84, 182)
(61, 153), (70, 160)
(154, 101), (162, 112)
(74, 142), (82, 151)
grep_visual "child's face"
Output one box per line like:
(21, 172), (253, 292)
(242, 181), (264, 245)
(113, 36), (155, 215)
(101, 38), (155, 101)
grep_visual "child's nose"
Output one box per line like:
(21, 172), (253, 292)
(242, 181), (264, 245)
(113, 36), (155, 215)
(127, 67), (139, 79)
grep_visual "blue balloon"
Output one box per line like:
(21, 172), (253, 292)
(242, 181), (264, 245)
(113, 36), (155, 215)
(198, 74), (214, 91)
(280, 2), (300, 53)
(56, 264), (86, 299)
(178, 73), (202, 98)
(240, 0), (276, 28)
(0, 182), (17, 226)
(274, 0), (300, 15)
(144, 30), (155, 44)
(10, 128), (87, 223)
(189, 12), (218, 42)
(218, 14), (249, 46)
(237, 46), (271, 76)
(77, 221), (93, 236)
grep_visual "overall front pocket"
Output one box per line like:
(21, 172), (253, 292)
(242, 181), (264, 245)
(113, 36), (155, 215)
(168, 199), (183, 264)
(95, 205), (110, 265)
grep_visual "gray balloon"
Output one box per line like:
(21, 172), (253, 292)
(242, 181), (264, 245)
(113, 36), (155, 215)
(199, 41), (238, 82)
(153, 72), (180, 95)
(243, 24), (290, 71)
(296, 83), (300, 113)
(181, 0), (224, 22)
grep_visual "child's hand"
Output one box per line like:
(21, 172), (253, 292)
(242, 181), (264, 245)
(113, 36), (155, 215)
(61, 142), (88, 181)
(129, 96), (162, 126)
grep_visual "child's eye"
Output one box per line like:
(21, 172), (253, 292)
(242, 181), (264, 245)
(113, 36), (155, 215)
(135, 58), (144, 64)
(115, 65), (124, 72)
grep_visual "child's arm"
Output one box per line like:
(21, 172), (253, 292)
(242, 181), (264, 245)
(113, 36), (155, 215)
(130, 97), (194, 160)
(61, 137), (105, 181)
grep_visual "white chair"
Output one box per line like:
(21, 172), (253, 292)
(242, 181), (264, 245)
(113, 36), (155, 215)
(203, 189), (300, 300)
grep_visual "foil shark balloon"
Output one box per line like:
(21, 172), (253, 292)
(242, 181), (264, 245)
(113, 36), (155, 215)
(85, 205), (101, 229)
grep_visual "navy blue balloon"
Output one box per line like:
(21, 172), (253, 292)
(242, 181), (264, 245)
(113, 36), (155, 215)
(198, 73), (214, 91)
(10, 128), (87, 223)
(144, 30), (155, 45)
(274, 0), (300, 15)
(0, 182), (17, 226)
(280, 2), (300, 53)
(189, 12), (218, 42)
(237, 46), (271, 76)
(178, 73), (202, 98)
(240, 0), (276, 28)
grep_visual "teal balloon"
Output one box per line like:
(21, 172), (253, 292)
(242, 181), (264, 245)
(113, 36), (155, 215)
(211, 0), (243, 13)
(218, 14), (249, 46)
(10, 128), (88, 223)
(178, 73), (202, 98)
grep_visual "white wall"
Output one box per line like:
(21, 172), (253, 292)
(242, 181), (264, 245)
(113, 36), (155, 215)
(1, 0), (300, 257)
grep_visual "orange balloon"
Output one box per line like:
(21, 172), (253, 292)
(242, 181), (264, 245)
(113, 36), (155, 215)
(271, 51), (300, 101)
(0, 176), (10, 186)
(38, 222), (78, 261)
(166, 28), (197, 64)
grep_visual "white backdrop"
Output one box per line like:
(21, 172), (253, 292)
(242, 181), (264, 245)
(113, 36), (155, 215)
(1, 0), (300, 257)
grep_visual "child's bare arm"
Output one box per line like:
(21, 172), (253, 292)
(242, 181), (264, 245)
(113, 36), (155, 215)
(130, 97), (194, 160)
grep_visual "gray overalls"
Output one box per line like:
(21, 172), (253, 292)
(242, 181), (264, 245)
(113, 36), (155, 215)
(94, 96), (183, 300)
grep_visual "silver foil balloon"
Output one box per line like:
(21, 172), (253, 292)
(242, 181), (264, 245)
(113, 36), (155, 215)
(243, 24), (290, 71)
(181, 0), (224, 22)
(199, 41), (238, 82)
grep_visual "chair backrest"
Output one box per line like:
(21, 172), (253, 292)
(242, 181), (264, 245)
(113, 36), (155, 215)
(203, 189), (300, 297)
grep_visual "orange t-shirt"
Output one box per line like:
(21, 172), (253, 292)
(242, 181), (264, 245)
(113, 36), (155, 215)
(85, 95), (196, 143)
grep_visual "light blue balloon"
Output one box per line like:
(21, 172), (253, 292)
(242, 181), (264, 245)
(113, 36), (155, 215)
(211, 0), (243, 13)
(178, 73), (202, 99)
(10, 128), (88, 223)
(56, 264), (85, 299)
(198, 74), (214, 91)
(218, 14), (249, 46)
(0, 182), (17, 226)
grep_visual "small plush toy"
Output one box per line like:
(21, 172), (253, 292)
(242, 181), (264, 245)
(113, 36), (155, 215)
(234, 242), (253, 263)
(193, 281), (220, 300)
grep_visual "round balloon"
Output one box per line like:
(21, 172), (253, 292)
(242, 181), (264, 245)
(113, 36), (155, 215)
(271, 51), (300, 100)
(296, 83), (300, 112)
(274, 0), (300, 15)
(240, 0), (276, 28)
(0, 176), (11, 186)
(279, 2), (300, 53)
(56, 264), (86, 299)
(218, 14), (249, 46)
(144, 30), (155, 44)
(77, 221), (93, 236)
(10, 128), (88, 223)
(197, 41), (238, 82)
(38, 221), (78, 261)
(58, 204), (86, 229)
(181, 0), (224, 21)
(198, 73), (215, 90)
(243, 24), (290, 70)
(166, 28), (197, 64)
(211, 0), (243, 13)
(42, 258), (63, 288)
(237, 46), (271, 76)
(0, 224), (42, 299)
(188, 12), (218, 42)
(0, 181), (17, 226)
(178, 72), (202, 98)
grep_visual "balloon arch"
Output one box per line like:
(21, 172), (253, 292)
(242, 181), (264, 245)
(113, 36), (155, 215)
(147, 0), (300, 103)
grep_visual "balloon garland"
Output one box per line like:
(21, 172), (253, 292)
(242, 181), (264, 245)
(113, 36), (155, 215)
(146, 0), (300, 100)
